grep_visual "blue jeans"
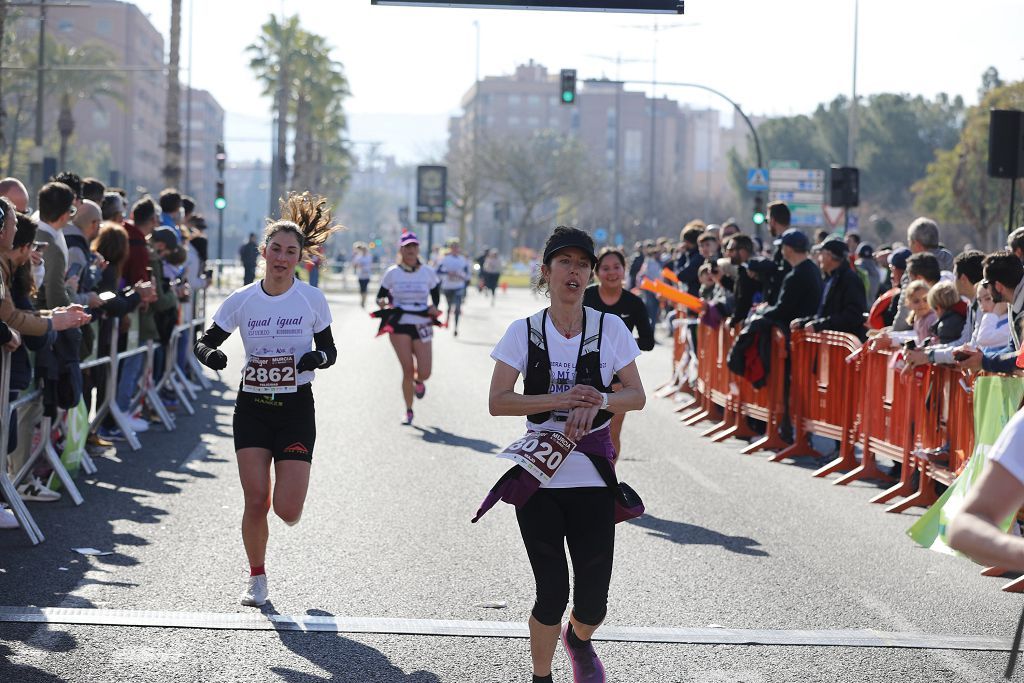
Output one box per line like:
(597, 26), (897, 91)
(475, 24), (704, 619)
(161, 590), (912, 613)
(116, 353), (145, 413)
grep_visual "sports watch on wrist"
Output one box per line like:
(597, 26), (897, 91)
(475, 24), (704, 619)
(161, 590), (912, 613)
(599, 392), (609, 410)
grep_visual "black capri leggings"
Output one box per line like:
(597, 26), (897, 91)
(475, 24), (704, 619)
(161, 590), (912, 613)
(516, 486), (616, 626)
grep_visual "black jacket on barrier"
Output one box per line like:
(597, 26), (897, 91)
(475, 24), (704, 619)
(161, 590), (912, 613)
(760, 258), (822, 329)
(794, 259), (868, 340)
(727, 315), (779, 389)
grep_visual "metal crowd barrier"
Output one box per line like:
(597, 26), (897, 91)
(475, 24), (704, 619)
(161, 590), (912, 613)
(0, 290), (211, 545)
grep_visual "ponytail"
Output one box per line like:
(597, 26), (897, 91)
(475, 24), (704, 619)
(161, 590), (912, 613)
(264, 192), (343, 263)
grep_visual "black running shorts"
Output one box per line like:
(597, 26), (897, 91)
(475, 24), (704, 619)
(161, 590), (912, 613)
(358, 278), (370, 294)
(233, 383), (316, 463)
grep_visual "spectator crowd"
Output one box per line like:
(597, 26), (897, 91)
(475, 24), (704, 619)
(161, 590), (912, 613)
(624, 201), (1024, 449)
(0, 171), (211, 530)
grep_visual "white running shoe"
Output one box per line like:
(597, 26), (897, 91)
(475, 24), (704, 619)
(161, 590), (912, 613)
(128, 416), (150, 433)
(18, 476), (61, 502)
(241, 574), (268, 606)
(0, 506), (19, 529)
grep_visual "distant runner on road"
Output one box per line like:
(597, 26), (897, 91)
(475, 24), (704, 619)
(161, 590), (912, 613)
(436, 238), (471, 337)
(480, 226), (646, 683)
(376, 231), (440, 425)
(194, 192), (340, 607)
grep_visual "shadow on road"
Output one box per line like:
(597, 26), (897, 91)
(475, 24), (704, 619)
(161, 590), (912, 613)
(269, 608), (442, 682)
(412, 426), (499, 454)
(628, 513), (769, 557)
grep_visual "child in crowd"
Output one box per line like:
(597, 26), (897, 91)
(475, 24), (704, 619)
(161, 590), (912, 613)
(926, 281), (966, 345)
(903, 280), (936, 346)
(973, 281), (1012, 352)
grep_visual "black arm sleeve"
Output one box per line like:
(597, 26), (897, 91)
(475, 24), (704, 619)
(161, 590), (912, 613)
(430, 284), (441, 308)
(313, 326), (337, 369)
(631, 295), (656, 351)
(194, 323), (230, 366)
(376, 286), (391, 303)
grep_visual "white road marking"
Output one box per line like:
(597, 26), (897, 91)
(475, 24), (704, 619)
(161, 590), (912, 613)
(0, 606), (1013, 651)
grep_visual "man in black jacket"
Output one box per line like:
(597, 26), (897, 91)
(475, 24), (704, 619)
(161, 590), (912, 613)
(793, 237), (868, 340)
(764, 201), (793, 306)
(760, 228), (822, 329)
(724, 233), (761, 326)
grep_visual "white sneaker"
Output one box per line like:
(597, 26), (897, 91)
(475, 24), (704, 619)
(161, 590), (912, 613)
(18, 476), (61, 502)
(0, 506), (19, 529)
(240, 574), (268, 606)
(128, 417), (149, 433)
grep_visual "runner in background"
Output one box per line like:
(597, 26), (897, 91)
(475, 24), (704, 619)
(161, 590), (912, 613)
(437, 238), (471, 337)
(583, 246), (655, 460)
(485, 226), (646, 683)
(377, 232), (440, 425)
(194, 192), (340, 607)
(352, 242), (373, 308)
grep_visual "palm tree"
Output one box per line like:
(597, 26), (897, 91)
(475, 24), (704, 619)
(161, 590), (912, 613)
(163, 0), (183, 187)
(290, 30), (349, 193)
(46, 41), (124, 171)
(248, 14), (302, 215)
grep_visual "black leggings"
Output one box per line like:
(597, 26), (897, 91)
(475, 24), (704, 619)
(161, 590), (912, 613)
(516, 486), (615, 626)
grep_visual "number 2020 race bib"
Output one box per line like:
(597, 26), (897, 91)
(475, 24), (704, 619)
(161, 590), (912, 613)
(498, 431), (577, 485)
(243, 352), (297, 394)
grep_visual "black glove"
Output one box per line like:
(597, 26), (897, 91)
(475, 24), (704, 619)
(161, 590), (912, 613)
(296, 351), (325, 372)
(199, 348), (227, 371)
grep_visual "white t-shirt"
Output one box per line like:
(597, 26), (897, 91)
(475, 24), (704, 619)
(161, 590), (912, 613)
(380, 263), (440, 325)
(213, 278), (332, 388)
(438, 254), (471, 291)
(989, 409), (1024, 485)
(491, 308), (641, 488)
(353, 254), (373, 280)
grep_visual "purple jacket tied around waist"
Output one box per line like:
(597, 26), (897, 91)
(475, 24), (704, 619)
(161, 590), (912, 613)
(472, 427), (644, 524)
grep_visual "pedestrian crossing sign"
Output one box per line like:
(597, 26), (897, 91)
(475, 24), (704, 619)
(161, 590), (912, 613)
(746, 168), (769, 191)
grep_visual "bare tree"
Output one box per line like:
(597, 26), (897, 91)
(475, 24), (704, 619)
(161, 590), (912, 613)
(480, 130), (599, 248)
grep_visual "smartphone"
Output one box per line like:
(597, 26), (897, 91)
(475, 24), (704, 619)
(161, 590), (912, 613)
(66, 262), (83, 279)
(32, 241), (46, 252)
(952, 349), (972, 361)
(145, 266), (154, 279)
(98, 290), (117, 302)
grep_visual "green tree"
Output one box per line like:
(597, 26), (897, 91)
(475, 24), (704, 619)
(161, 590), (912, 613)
(913, 77), (1024, 249)
(46, 41), (124, 171)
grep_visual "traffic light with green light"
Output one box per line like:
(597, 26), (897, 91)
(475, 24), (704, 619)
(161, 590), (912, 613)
(214, 180), (226, 210)
(752, 194), (765, 225)
(559, 69), (577, 105)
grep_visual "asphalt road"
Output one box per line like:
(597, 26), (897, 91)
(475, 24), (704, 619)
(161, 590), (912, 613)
(1, 286), (1023, 683)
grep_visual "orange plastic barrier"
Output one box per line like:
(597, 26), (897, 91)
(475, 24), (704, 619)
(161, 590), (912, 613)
(657, 318), (980, 515)
(774, 330), (865, 474)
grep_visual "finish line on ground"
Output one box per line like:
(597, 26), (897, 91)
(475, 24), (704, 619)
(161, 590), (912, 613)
(0, 607), (1012, 652)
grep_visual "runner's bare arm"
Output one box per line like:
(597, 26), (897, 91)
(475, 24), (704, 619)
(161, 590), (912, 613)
(488, 360), (601, 417)
(194, 323), (230, 370)
(948, 460), (1024, 570)
(607, 361), (646, 414)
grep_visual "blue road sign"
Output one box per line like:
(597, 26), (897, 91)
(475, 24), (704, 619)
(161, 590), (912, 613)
(614, 233), (624, 246)
(746, 168), (769, 191)
(848, 213), (859, 230)
(594, 228), (608, 242)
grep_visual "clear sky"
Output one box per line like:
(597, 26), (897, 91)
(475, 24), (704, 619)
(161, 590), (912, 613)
(133, 0), (1024, 163)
